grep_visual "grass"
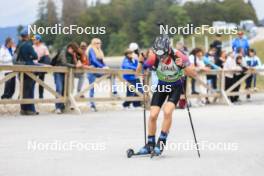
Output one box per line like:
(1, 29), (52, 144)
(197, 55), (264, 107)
(251, 40), (264, 90)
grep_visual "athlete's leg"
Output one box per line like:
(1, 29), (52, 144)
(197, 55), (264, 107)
(138, 89), (167, 154)
(161, 102), (176, 133)
(154, 86), (181, 154)
(148, 106), (161, 136)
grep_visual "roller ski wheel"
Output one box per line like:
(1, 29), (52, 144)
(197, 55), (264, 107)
(126, 148), (135, 158)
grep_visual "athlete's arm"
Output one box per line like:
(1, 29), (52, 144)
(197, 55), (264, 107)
(175, 50), (197, 78)
(136, 51), (156, 74)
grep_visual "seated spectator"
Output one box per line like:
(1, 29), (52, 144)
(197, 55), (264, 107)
(86, 38), (108, 112)
(121, 49), (143, 108)
(245, 48), (262, 99)
(33, 34), (50, 99)
(52, 42), (82, 114)
(0, 37), (16, 99)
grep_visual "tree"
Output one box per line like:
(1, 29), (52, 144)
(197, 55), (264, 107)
(62, 0), (86, 26)
(34, 0), (59, 46)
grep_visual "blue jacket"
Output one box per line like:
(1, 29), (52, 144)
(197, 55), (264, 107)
(232, 38), (249, 55)
(121, 57), (138, 81)
(88, 48), (105, 68)
(245, 56), (262, 68)
(203, 54), (220, 70)
(18, 40), (38, 65)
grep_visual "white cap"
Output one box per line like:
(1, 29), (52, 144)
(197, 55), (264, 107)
(129, 43), (139, 51)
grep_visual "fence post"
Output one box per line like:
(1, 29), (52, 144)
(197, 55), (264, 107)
(204, 36), (208, 51)
(220, 70), (232, 105)
(67, 68), (81, 114)
(19, 72), (24, 100)
(229, 35), (233, 52)
(192, 36), (196, 49)
(110, 73), (113, 98)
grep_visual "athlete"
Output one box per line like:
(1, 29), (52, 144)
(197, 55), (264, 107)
(136, 35), (196, 155)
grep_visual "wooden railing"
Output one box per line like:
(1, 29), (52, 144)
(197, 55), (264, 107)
(0, 65), (263, 112)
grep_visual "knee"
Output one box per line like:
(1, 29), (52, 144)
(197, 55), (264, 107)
(149, 112), (159, 122)
(163, 109), (173, 119)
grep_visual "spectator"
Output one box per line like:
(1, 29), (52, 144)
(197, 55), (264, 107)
(87, 38), (108, 112)
(204, 46), (221, 91)
(232, 31), (249, 56)
(211, 34), (222, 58)
(52, 42), (82, 114)
(189, 48), (209, 106)
(245, 48), (262, 99)
(0, 37), (16, 99)
(129, 42), (140, 58)
(233, 55), (248, 103)
(15, 29), (38, 115)
(121, 49), (143, 108)
(74, 42), (89, 96)
(215, 50), (227, 68)
(33, 34), (50, 99)
(223, 52), (237, 103)
(189, 48), (203, 94)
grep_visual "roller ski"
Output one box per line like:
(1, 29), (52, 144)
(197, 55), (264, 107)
(126, 143), (154, 158)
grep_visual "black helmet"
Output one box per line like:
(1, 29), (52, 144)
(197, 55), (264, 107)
(152, 34), (171, 56)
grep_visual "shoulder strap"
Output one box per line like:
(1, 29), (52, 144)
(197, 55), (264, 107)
(153, 55), (160, 70)
(170, 49), (177, 62)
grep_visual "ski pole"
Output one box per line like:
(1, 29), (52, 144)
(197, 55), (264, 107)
(142, 73), (147, 145)
(181, 78), (201, 158)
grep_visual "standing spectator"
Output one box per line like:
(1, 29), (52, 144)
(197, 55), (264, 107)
(0, 37), (16, 99)
(189, 48), (209, 106)
(245, 48), (262, 99)
(87, 38), (108, 112)
(15, 29), (38, 115)
(189, 48), (203, 94)
(233, 55), (248, 103)
(74, 42), (89, 96)
(204, 46), (220, 91)
(129, 42), (140, 58)
(215, 50), (227, 68)
(52, 43), (82, 114)
(232, 31), (249, 56)
(223, 52), (237, 103)
(121, 49), (143, 108)
(33, 34), (50, 99)
(211, 34), (222, 58)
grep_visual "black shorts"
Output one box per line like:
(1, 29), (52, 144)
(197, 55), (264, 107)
(151, 85), (182, 107)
